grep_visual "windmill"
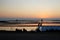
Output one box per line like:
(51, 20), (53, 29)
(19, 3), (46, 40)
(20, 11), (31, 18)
(38, 19), (43, 31)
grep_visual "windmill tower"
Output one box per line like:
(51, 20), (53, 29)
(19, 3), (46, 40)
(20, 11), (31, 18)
(38, 19), (43, 31)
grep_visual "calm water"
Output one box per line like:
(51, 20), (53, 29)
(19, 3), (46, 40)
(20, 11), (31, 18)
(0, 18), (60, 31)
(0, 24), (38, 31)
(0, 27), (38, 31)
(0, 24), (60, 31)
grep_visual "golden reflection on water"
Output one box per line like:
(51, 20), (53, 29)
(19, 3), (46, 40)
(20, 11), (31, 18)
(0, 24), (38, 31)
(0, 27), (38, 31)
(43, 24), (60, 26)
(0, 23), (60, 31)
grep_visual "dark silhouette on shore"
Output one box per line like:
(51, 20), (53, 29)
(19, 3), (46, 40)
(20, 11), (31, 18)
(15, 28), (60, 32)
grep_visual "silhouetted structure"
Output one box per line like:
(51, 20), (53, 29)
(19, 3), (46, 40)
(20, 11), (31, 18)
(38, 19), (43, 31)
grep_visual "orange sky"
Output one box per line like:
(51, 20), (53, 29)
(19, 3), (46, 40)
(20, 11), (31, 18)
(0, 0), (60, 18)
(0, 10), (60, 18)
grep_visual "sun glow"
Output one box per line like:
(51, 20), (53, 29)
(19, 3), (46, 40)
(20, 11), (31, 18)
(0, 0), (60, 18)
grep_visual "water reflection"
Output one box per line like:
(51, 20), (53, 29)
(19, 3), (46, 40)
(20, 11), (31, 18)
(0, 23), (60, 31)
(0, 27), (38, 31)
(41, 27), (60, 31)
(43, 24), (60, 26)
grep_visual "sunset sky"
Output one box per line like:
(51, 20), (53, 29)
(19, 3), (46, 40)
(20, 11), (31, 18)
(0, 0), (60, 18)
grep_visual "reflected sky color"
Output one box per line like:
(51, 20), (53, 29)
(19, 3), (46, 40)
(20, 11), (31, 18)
(0, 27), (38, 31)
(0, 0), (60, 18)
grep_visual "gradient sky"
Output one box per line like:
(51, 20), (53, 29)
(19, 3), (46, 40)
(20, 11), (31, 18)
(0, 0), (60, 18)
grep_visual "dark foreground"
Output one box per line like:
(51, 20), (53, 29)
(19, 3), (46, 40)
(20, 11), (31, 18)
(0, 32), (60, 40)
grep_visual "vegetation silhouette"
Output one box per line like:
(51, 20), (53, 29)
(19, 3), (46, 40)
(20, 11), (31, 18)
(16, 29), (23, 32)
(35, 28), (41, 32)
(23, 29), (27, 32)
(15, 28), (41, 33)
